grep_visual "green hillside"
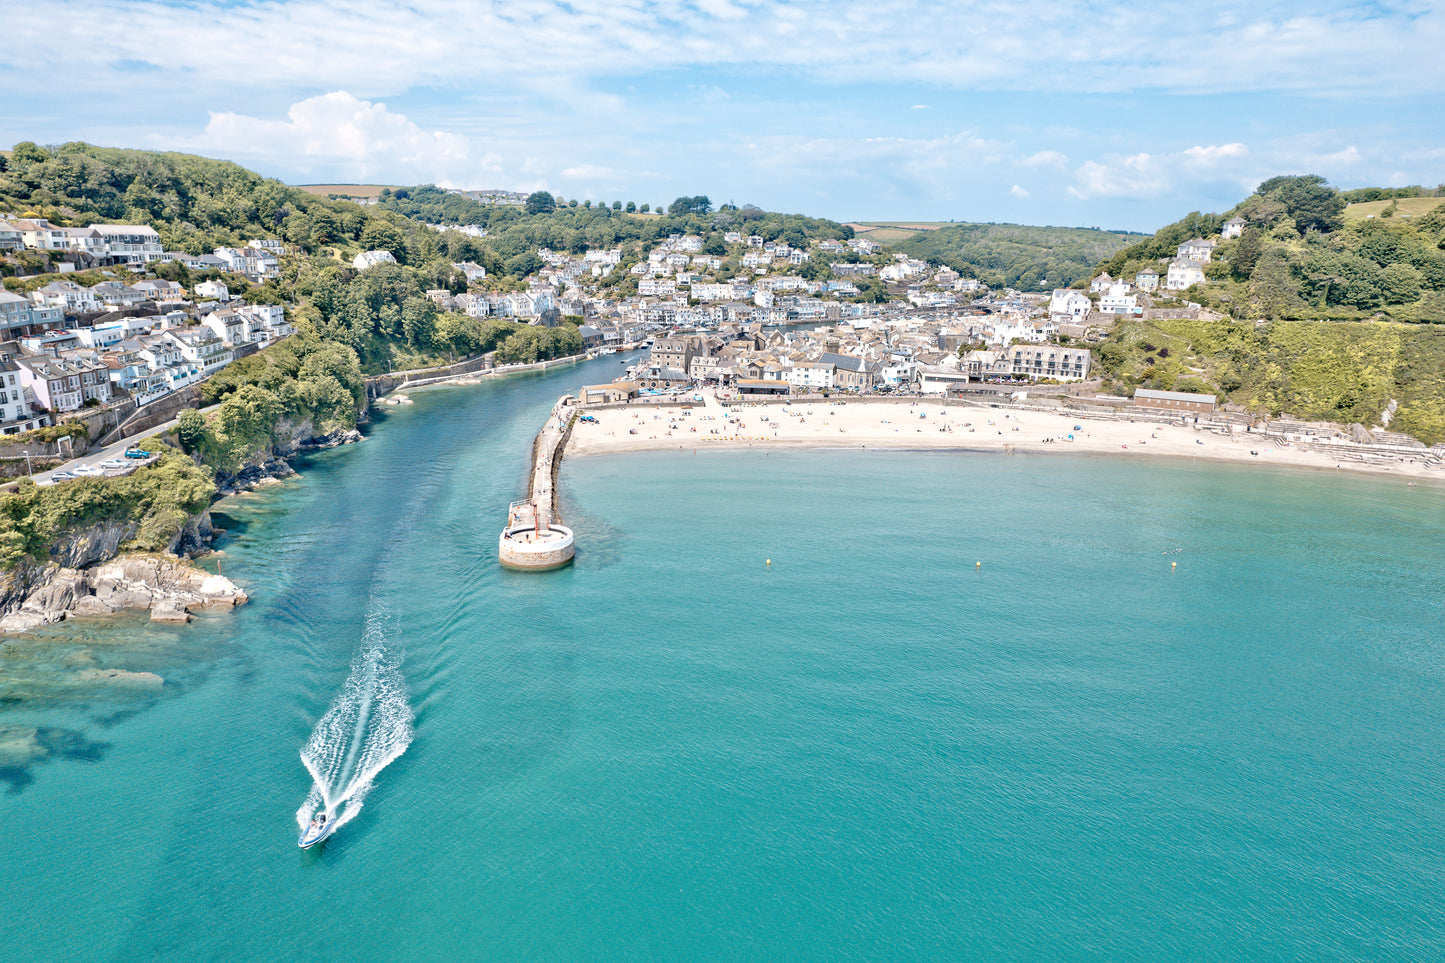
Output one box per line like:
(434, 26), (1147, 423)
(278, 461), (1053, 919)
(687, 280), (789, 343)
(894, 222), (1141, 291)
(1093, 176), (1445, 324)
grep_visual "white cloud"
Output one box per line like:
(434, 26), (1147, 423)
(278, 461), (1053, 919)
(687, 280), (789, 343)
(1070, 153), (1167, 200)
(560, 164), (622, 179)
(1022, 150), (1069, 169)
(7, 0), (1444, 99)
(1010, 184), (1029, 198)
(911, 104), (930, 110)
(182, 91), (476, 184)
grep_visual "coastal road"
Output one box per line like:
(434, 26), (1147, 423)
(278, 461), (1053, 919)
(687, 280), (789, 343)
(30, 405), (218, 486)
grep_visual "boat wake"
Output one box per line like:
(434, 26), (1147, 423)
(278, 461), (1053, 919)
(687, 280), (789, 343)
(295, 609), (414, 842)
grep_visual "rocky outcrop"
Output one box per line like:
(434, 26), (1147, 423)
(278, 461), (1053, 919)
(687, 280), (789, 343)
(50, 519), (139, 569)
(167, 511), (215, 557)
(214, 426), (361, 495)
(0, 554), (247, 634)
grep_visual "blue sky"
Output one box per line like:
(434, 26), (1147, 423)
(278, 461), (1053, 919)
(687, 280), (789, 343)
(3, 0), (1443, 231)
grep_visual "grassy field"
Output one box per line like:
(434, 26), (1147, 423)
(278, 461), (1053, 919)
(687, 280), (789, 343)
(847, 221), (956, 245)
(1343, 196), (1445, 222)
(295, 184), (395, 198)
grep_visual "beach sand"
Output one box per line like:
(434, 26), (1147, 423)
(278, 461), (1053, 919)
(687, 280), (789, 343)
(567, 392), (1445, 482)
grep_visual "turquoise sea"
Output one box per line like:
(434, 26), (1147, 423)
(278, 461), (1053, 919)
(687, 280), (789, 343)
(3, 354), (1445, 961)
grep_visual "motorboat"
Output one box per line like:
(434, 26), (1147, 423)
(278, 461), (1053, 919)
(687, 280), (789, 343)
(298, 812), (336, 849)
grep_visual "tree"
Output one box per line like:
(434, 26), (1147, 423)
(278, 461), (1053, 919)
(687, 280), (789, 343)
(625, 201), (636, 213)
(401, 296), (437, 348)
(504, 251), (543, 277)
(640, 204), (650, 213)
(612, 201), (622, 211)
(1254, 175), (1345, 234)
(525, 191), (556, 215)
(1383, 263), (1423, 304)
(360, 220), (403, 255)
(1249, 250), (1303, 318)
(176, 409), (206, 453)
(1231, 227), (1264, 280)
(668, 195), (712, 216)
(10, 142), (48, 165)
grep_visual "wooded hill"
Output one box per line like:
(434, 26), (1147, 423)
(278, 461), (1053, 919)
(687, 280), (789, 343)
(1093, 176), (1445, 323)
(1087, 176), (1445, 441)
(894, 222), (1142, 290)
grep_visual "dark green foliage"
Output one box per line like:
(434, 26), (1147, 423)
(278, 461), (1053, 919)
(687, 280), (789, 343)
(668, 196), (712, 216)
(176, 409), (205, 453)
(525, 191), (556, 215)
(0, 453), (215, 565)
(898, 223), (1139, 290)
(1251, 175), (1345, 234)
(493, 325), (583, 364)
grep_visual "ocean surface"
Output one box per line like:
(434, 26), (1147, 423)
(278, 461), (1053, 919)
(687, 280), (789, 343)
(3, 354), (1444, 961)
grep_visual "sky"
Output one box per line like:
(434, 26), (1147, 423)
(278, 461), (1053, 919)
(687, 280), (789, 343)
(2, 0), (1443, 232)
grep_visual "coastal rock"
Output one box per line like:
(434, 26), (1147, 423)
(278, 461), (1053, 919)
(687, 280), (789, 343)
(75, 668), (164, 688)
(50, 519), (139, 569)
(149, 599), (191, 623)
(70, 595), (117, 617)
(0, 560), (60, 616)
(167, 510), (216, 558)
(19, 569), (88, 621)
(89, 556), (248, 610)
(0, 611), (48, 633)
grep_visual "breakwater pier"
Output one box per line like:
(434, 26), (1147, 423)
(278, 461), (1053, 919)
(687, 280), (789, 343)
(498, 395), (577, 570)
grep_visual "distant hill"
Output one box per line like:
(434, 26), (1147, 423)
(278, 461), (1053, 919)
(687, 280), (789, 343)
(892, 222), (1141, 291)
(296, 184), (396, 199)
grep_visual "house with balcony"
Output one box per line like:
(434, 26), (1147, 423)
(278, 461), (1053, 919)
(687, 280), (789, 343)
(93, 225), (163, 263)
(163, 327), (234, 374)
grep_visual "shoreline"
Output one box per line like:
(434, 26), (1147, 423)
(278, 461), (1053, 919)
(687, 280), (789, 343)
(567, 396), (1445, 484)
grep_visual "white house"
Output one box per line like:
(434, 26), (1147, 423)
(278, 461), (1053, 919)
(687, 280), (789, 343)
(1048, 289), (1092, 319)
(1221, 217), (1247, 240)
(786, 361), (834, 391)
(1176, 238), (1217, 262)
(31, 280), (100, 315)
(1099, 284), (1139, 315)
(1166, 258), (1207, 290)
(1089, 272), (1114, 293)
(92, 225), (163, 263)
(353, 250), (398, 271)
(195, 279), (231, 301)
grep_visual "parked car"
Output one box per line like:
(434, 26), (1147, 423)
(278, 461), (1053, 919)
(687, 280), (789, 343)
(124, 449), (151, 459)
(49, 471), (77, 481)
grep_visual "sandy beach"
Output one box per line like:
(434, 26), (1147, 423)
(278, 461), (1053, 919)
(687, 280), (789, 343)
(567, 393), (1445, 482)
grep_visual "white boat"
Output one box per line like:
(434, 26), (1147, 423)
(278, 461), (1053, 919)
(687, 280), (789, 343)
(298, 813), (336, 849)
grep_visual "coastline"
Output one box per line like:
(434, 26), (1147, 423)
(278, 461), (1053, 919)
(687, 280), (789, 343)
(567, 396), (1445, 483)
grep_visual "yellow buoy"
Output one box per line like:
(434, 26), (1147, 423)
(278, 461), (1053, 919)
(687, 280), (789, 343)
(1171, 561), (1177, 569)
(976, 561), (981, 569)
(766, 559), (771, 567)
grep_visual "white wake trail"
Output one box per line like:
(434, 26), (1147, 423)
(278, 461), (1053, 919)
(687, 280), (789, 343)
(296, 608), (414, 837)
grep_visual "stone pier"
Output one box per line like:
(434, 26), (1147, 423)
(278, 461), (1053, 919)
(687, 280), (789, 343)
(498, 396), (577, 571)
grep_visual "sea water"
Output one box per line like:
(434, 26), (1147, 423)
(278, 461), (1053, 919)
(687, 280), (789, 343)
(2, 355), (1444, 961)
